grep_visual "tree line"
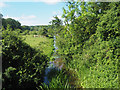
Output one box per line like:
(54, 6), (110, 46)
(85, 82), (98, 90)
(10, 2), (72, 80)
(2, 18), (53, 37)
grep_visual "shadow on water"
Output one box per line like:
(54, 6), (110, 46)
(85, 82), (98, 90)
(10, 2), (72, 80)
(43, 35), (61, 85)
(43, 36), (82, 88)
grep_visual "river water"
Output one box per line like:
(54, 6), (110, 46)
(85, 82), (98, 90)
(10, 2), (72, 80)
(43, 36), (82, 88)
(44, 36), (63, 85)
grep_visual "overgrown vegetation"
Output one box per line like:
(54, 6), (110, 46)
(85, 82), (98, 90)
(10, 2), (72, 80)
(1, 0), (120, 89)
(2, 28), (50, 89)
(1, 17), (54, 89)
(47, 1), (120, 88)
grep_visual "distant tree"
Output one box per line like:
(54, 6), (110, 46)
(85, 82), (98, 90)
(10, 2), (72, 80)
(22, 30), (30, 35)
(40, 28), (48, 36)
(21, 25), (30, 31)
(50, 16), (62, 27)
(0, 13), (3, 29)
(0, 13), (3, 18)
(2, 18), (21, 30)
(49, 16), (63, 35)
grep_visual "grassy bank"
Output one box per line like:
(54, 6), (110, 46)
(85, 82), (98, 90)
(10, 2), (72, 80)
(23, 35), (54, 57)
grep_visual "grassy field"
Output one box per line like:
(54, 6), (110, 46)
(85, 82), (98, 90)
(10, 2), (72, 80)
(23, 35), (54, 57)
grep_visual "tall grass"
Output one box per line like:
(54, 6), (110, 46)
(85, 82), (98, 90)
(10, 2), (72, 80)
(39, 70), (71, 89)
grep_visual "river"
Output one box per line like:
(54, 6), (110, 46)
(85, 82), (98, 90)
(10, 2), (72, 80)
(43, 36), (82, 88)
(43, 35), (63, 85)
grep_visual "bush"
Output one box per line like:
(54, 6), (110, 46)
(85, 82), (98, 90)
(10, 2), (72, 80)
(2, 29), (49, 89)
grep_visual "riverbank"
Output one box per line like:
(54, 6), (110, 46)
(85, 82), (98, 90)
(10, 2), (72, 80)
(40, 36), (83, 89)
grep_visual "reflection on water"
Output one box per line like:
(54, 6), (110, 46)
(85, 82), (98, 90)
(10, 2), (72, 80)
(43, 61), (55, 85)
(43, 36), (82, 88)
(44, 36), (63, 84)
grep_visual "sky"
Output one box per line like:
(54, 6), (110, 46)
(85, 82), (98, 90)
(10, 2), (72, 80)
(1, 0), (117, 26)
(0, 0), (67, 26)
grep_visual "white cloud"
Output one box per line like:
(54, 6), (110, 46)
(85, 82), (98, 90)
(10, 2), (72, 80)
(57, 15), (62, 19)
(0, 0), (32, 2)
(3, 15), (42, 26)
(50, 10), (63, 21)
(4, 15), (36, 20)
(49, 15), (62, 22)
(1, 0), (118, 2)
(52, 10), (62, 15)
(3, 15), (18, 20)
(0, 2), (7, 7)
(20, 15), (36, 20)
(33, 0), (63, 4)
(1, 0), (63, 4)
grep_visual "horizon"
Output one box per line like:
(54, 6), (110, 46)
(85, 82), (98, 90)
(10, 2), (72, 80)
(0, 1), (66, 26)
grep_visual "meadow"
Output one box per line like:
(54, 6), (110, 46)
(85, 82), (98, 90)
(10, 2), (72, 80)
(23, 35), (54, 57)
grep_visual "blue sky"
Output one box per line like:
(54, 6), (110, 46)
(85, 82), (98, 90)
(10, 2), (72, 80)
(0, 1), (66, 26)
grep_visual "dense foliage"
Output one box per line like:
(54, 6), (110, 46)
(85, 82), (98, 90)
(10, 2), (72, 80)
(1, 1), (120, 89)
(2, 18), (21, 30)
(2, 25), (50, 89)
(49, 1), (120, 88)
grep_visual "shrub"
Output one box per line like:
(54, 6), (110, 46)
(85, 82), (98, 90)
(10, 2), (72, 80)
(2, 29), (49, 89)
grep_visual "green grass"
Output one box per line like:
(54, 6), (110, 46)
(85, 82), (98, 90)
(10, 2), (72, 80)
(23, 35), (54, 57)
(40, 70), (71, 89)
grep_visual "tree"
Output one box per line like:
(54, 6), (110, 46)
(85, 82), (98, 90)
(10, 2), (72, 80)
(96, 2), (120, 41)
(2, 18), (21, 30)
(0, 13), (3, 29)
(49, 15), (63, 34)
(2, 27), (49, 89)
